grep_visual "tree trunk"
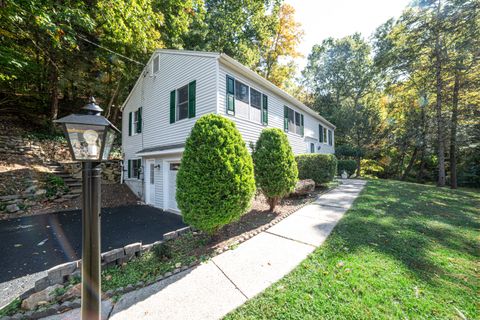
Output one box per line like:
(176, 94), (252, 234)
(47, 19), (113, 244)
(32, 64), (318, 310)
(49, 60), (59, 121)
(450, 69), (460, 189)
(267, 196), (279, 211)
(402, 147), (418, 181)
(434, 14), (446, 187)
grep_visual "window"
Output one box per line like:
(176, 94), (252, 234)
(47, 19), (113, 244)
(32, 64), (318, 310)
(177, 84), (189, 121)
(310, 143), (315, 153)
(328, 129), (333, 146)
(319, 124), (324, 143)
(149, 163), (154, 184)
(226, 75), (268, 125)
(250, 89), (262, 109)
(323, 127), (327, 143)
(128, 159), (142, 179)
(152, 55), (159, 74)
(285, 106), (304, 135)
(235, 80), (249, 103)
(129, 108), (142, 136)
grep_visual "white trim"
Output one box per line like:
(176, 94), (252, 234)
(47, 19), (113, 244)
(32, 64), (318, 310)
(136, 148), (185, 157)
(162, 157), (182, 214)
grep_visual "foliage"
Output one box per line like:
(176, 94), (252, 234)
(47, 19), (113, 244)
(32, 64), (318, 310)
(225, 180), (480, 319)
(176, 114), (255, 234)
(252, 128), (298, 210)
(44, 174), (68, 197)
(360, 159), (384, 178)
(153, 242), (173, 260)
(337, 160), (357, 176)
(0, 298), (21, 317)
(295, 154), (337, 185)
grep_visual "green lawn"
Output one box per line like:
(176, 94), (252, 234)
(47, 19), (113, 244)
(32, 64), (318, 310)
(225, 180), (479, 319)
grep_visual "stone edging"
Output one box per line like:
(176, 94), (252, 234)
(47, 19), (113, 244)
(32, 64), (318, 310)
(2, 183), (340, 320)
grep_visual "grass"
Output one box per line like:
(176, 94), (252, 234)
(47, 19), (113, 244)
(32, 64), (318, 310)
(225, 179), (479, 319)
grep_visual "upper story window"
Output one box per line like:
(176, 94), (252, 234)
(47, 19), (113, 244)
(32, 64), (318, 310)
(128, 107), (142, 136)
(177, 84), (189, 121)
(284, 106), (304, 136)
(170, 81), (196, 124)
(328, 129), (333, 146)
(152, 55), (159, 74)
(226, 75), (268, 125)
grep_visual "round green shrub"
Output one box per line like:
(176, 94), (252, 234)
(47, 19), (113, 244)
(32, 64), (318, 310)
(252, 128), (298, 211)
(337, 160), (357, 176)
(176, 114), (256, 234)
(295, 154), (337, 185)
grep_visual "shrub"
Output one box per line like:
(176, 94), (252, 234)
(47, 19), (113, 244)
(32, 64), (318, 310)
(153, 242), (172, 260)
(360, 159), (384, 177)
(45, 174), (68, 197)
(252, 128), (298, 210)
(295, 154), (337, 185)
(337, 160), (357, 176)
(176, 114), (255, 234)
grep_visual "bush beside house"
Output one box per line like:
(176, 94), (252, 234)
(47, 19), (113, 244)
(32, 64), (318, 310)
(295, 154), (337, 185)
(337, 160), (357, 177)
(176, 114), (256, 234)
(252, 128), (298, 211)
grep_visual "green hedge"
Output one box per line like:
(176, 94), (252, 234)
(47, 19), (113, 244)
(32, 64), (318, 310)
(337, 160), (357, 176)
(252, 128), (298, 210)
(176, 114), (255, 234)
(295, 154), (337, 185)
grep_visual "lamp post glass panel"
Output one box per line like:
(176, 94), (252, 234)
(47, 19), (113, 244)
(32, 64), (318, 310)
(55, 97), (119, 320)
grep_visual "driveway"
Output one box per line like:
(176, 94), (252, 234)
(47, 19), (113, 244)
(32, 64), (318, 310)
(0, 205), (186, 307)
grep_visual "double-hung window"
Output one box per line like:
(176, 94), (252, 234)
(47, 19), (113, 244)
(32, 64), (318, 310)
(177, 84), (189, 121)
(127, 159), (142, 179)
(128, 107), (142, 136)
(310, 143), (315, 153)
(284, 106), (304, 136)
(226, 75), (268, 125)
(328, 129), (333, 146)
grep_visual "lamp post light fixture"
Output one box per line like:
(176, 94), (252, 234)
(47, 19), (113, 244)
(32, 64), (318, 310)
(55, 97), (120, 320)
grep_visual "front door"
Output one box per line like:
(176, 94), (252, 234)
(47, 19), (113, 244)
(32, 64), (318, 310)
(168, 162), (180, 212)
(145, 159), (155, 205)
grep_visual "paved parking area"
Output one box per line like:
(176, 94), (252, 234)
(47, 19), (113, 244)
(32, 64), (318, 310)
(0, 205), (185, 308)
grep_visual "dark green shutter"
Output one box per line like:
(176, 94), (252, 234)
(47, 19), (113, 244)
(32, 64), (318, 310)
(127, 160), (131, 178)
(284, 106), (288, 132)
(319, 124), (323, 142)
(169, 90), (176, 124)
(226, 75), (235, 115)
(328, 130), (333, 146)
(188, 80), (196, 118)
(128, 112), (132, 136)
(300, 114), (304, 136)
(137, 107), (142, 133)
(262, 94), (268, 125)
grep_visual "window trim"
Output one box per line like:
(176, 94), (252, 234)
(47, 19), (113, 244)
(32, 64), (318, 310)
(285, 106), (304, 136)
(131, 109), (142, 136)
(128, 159), (142, 180)
(176, 84), (189, 122)
(227, 74), (268, 125)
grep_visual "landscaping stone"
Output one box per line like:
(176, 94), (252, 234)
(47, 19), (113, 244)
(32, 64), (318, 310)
(21, 284), (61, 310)
(124, 242), (141, 259)
(5, 203), (20, 213)
(0, 195), (20, 201)
(291, 179), (315, 196)
(163, 231), (177, 240)
(102, 248), (124, 264)
(58, 283), (81, 302)
(34, 189), (46, 197)
(47, 261), (77, 284)
(34, 277), (51, 292)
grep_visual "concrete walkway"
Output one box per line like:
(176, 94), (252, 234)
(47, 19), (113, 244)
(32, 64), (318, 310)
(44, 179), (366, 320)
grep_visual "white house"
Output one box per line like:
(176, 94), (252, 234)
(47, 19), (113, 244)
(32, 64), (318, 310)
(121, 49), (335, 213)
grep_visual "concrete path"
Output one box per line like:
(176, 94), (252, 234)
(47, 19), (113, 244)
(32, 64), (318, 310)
(44, 179), (366, 320)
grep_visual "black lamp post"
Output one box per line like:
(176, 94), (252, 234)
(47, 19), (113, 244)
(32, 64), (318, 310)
(55, 97), (120, 320)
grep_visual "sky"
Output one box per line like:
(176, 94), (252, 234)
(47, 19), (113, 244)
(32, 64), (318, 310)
(285, 0), (412, 69)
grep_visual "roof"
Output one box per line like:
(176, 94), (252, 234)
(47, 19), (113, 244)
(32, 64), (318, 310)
(136, 143), (185, 156)
(121, 49), (335, 129)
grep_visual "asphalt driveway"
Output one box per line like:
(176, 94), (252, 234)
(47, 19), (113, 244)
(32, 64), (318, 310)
(0, 205), (185, 298)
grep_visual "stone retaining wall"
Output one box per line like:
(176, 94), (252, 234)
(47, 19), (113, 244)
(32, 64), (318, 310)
(60, 161), (122, 184)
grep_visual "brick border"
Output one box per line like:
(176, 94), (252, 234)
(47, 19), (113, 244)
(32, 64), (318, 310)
(2, 184), (340, 319)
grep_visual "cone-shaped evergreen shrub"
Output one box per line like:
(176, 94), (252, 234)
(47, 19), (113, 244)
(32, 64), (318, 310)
(176, 114), (255, 234)
(252, 128), (298, 210)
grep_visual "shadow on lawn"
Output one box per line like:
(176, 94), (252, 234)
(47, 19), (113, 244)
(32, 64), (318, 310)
(329, 180), (479, 283)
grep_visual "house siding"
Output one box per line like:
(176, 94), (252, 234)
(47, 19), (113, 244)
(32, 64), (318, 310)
(217, 61), (335, 155)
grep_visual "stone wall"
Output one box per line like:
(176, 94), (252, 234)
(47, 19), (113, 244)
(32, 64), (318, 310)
(60, 161), (122, 184)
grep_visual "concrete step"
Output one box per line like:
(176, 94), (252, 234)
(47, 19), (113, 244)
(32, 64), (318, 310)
(65, 182), (82, 188)
(69, 188), (82, 194)
(63, 194), (80, 199)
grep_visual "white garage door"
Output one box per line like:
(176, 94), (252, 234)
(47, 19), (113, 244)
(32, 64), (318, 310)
(168, 163), (180, 212)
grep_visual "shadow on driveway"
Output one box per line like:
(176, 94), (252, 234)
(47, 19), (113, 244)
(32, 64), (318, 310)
(0, 205), (186, 283)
